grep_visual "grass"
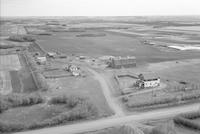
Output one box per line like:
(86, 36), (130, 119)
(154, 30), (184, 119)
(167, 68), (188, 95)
(46, 75), (113, 117)
(18, 54), (38, 92)
(0, 104), (66, 125)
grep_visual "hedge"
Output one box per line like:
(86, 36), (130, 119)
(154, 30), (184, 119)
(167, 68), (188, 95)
(0, 93), (44, 113)
(8, 35), (35, 42)
(174, 111), (200, 130)
(0, 95), (98, 133)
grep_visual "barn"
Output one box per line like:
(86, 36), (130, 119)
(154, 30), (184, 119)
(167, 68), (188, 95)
(109, 56), (136, 68)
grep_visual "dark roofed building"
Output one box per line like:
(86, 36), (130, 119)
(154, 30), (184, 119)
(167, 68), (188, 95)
(109, 56), (136, 68)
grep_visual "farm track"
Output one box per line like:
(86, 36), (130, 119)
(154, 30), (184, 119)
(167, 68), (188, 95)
(86, 67), (125, 117)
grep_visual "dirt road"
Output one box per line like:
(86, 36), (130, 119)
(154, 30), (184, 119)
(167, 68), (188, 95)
(15, 103), (200, 134)
(14, 67), (200, 134)
(86, 67), (125, 116)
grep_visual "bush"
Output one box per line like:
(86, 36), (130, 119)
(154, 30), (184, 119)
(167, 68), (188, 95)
(34, 72), (49, 91)
(0, 44), (15, 49)
(127, 97), (178, 108)
(0, 93), (43, 113)
(150, 121), (176, 134)
(0, 121), (27, 133)
(49, 95), (86, 108)
(0, 99), (10, 113)
(0, 95), (98, 133)
(174, 111), (200, 130)
(8, 35), (35, 42)
(28, 100), (98, 129)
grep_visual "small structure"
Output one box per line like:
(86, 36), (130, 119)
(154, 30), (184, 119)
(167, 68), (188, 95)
(122, 88), (134, 94)
(36, 56), (47, 64)
(79, 56), (87, 60)
(65, 64), (81, 76)
(109, 56), (136, 68)
(47, 52), (57, 58)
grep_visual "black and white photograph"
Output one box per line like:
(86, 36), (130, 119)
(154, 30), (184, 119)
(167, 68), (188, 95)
(0, 0), (200, 134)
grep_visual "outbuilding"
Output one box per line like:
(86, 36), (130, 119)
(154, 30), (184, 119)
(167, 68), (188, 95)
(109, 56), (136, 68)
(36, 56), (47, 64)
(47, 52), (57, 58)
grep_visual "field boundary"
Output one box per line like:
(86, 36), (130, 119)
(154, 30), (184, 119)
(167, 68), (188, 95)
(20, 53), (39, 91)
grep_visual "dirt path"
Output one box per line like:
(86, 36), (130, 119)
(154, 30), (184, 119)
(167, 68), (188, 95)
(86, 67), (125, 116)
(15, 103), (200, 134)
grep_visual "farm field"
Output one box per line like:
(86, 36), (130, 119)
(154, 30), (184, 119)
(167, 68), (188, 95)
(36, 29), (200, 65)
(0, 54), (22, 95)
(0, 54), (21, 71)
(10, 70), (22, 93)
(107, 24), (200, 51)
(0, 71), (12, 94)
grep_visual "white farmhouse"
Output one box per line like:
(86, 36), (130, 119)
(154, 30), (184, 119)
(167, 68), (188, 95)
(143, 78), (160, 88)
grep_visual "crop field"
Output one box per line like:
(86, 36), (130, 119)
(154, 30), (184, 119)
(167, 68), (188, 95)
(106, 24), (200, 52)
(0, 54), (21, 71)
(46, 75), (113, 117)
(37, 30), (200, 64)
(9, 70), (22, 93)
(0, 71), (12, 94)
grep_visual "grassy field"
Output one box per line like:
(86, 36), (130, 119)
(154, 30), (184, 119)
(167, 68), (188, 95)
(46, 75), (114, 117)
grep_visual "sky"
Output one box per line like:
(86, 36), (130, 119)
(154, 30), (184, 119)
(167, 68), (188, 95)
(1, 0), (200, 16)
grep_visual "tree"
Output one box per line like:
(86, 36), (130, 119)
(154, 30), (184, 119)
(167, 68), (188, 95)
(138, 74), (144, 80)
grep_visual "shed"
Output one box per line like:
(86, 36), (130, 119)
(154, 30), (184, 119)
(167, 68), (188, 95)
(36, 56), (47, 64)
